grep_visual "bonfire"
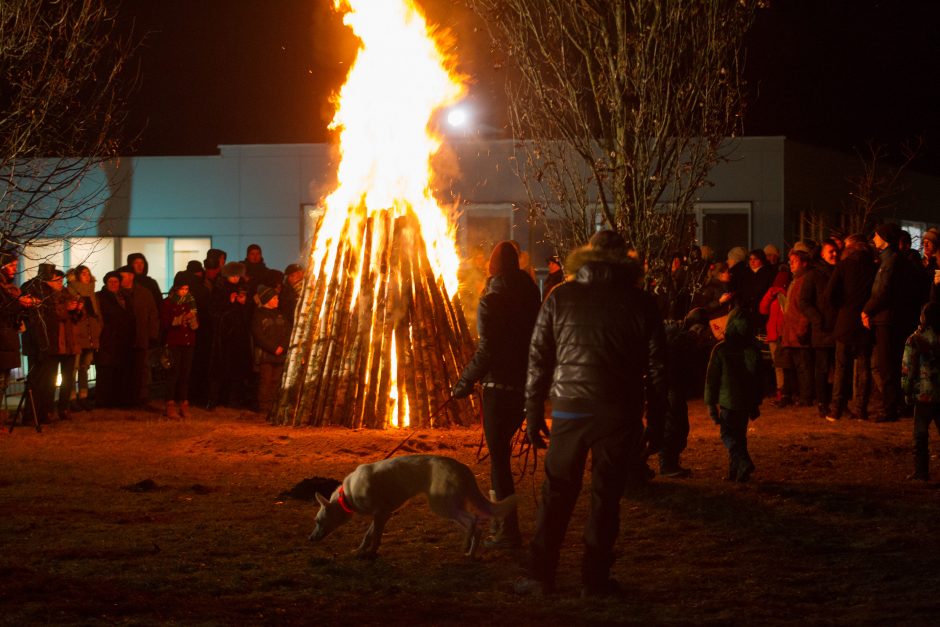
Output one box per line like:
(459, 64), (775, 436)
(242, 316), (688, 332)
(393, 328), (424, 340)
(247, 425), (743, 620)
(271, 0), (477, 428)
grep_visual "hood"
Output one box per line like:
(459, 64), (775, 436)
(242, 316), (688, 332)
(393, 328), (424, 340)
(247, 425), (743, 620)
(126, 253), (150, 276)
(565, 245), (642, 287)
(66, 271), (96, 297)
(486, 268), (535, 295)
(723, 308), (752, 344)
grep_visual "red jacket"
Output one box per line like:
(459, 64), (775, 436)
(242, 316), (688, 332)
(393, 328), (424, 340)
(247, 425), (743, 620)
(759, 286), (786, 342)
(161, 296), (197, 347)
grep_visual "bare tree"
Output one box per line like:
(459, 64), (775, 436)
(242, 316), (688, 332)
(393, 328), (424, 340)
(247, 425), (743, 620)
(843, 139), (923, 235)
(1, 0), (135, 261)
(466, 0), (760, 290)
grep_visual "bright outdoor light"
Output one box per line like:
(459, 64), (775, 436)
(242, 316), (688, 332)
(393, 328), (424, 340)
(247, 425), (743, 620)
(446, 107), (469, 128)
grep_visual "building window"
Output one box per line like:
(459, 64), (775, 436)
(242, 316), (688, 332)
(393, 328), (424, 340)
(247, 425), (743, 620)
(20, 236), (211, 293)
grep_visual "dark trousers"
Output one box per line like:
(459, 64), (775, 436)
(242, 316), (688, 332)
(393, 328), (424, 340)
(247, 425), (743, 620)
(718, 407), (752, 475)
(132, 347), (150, 404)
(28, 354), (76, 418)
(95, 363), (127, 407)
(257, 361), (285, 414)
(659, 388), (689, 469)
(872, 325), (903, 419)
(788, 347), (814, 405)
(528, 412), (643, 589)
(914, 402), (940, 478)
(482, 387), (525, 536)
(832, 341), (872, 417)
(813, 346), (834, 411)
(189, 324), (212, 403)
(165, 346), (194, 402)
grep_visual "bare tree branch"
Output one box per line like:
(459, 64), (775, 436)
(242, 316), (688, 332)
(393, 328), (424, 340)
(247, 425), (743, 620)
(1, 0), (136, 257)
(467, 0), (760, 294)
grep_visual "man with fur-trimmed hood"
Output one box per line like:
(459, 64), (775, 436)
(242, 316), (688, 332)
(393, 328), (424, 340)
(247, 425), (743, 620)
(517, 230), (667, 599)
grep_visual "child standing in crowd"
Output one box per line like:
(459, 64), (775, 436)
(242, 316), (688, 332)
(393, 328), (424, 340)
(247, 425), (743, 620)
(901, 302), (940, 481)
(705, 307), (764, 482)
(161, 275), (199, 418)
(251, 284), (291, 417)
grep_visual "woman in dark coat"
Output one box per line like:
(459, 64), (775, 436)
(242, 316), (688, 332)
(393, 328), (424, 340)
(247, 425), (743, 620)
(161, 275), (199, 418)
(452, 241), (541, 548)
(96, 271), (135, 407)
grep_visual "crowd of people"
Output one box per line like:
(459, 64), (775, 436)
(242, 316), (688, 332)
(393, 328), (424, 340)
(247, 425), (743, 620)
(451, 223), (940, 598)
(0, 244), (302, 423)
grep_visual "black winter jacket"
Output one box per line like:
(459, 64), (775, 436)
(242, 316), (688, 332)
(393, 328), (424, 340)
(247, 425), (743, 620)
(799, 260), (837, 348)
(457, 269), (541, 390)
(97, 288), (135, 366)
(826, 244), (876, 345)
(526, 250), (667, 426)
(863, 245), (922, 334)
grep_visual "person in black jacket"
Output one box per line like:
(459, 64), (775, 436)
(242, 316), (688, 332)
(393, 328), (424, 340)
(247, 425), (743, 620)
(800, 239), (839, 418)
(516, 230), (667, 599)
(825, 235), (876, 420)
(207, 262), (253, 409)
(251, 284), (291, 417)
(862, 223), (923, 422)
(0, 251), (33, 410)
(452, 241), (540, 549)
(96, 271), (135, 407)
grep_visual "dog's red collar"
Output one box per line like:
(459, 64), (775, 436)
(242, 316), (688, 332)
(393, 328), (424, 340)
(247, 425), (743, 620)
(337, 485), (355, 515)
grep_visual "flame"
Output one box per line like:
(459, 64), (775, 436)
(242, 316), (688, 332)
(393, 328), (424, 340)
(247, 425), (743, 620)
(313, 0), (465, 297)
(308, 0), (466, 428)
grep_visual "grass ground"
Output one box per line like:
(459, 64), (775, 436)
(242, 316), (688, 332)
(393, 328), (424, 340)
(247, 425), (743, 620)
(1, 400), (939, 625)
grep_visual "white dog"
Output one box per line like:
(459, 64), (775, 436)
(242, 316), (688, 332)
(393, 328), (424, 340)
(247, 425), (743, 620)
(309, 454), (518, 558)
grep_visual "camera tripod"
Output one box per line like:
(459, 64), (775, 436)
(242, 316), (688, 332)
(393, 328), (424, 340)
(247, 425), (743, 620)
(7, 374), (40, 433)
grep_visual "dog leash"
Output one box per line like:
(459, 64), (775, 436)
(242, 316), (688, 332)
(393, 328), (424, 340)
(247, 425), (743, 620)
(381, 396), (455, 460)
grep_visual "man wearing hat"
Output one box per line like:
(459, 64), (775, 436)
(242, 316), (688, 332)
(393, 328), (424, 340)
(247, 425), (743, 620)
(863, 222), (923, 422)
(542, 255), (564, 302)
(251, 284), (291, 416)
(118, 264), (160, 410)
(279, 263), (304, 325)
(25, 268), (83, 422)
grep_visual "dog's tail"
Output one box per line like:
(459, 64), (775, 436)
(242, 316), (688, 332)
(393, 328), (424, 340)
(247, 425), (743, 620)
(471, 492), (518, 520)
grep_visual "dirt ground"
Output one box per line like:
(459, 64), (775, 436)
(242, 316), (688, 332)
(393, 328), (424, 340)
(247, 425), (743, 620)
(2, 400), (939, 626)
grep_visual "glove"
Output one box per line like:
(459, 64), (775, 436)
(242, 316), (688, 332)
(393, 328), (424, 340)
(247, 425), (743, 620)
(749, 408), (760, 421)
(526, 414), (550, 449)
(708, 405), (720, 424)
(451, 379), (473, 399)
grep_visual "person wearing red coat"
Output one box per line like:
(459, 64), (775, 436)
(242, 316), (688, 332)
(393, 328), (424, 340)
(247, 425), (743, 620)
(759, 268), (791, 404)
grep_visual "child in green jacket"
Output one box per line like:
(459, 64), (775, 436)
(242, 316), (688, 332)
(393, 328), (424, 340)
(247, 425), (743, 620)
(705, 307), (764, 482)
(901, 302), (940, 481)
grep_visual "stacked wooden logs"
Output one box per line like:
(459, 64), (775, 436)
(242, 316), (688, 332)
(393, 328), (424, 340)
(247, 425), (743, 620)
(271, 206), (478, 428)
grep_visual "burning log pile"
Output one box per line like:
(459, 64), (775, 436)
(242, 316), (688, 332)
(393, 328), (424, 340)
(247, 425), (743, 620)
(271, 207), (478, 428)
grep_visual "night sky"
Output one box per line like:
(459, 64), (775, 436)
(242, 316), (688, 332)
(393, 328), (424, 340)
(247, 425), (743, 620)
(119, 0), (940, 171)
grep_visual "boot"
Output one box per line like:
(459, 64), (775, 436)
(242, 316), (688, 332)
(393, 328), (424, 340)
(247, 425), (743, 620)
(769, 391), (792, 408)
(178, 401), (190, 418)
(165, 400), (178, 419)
